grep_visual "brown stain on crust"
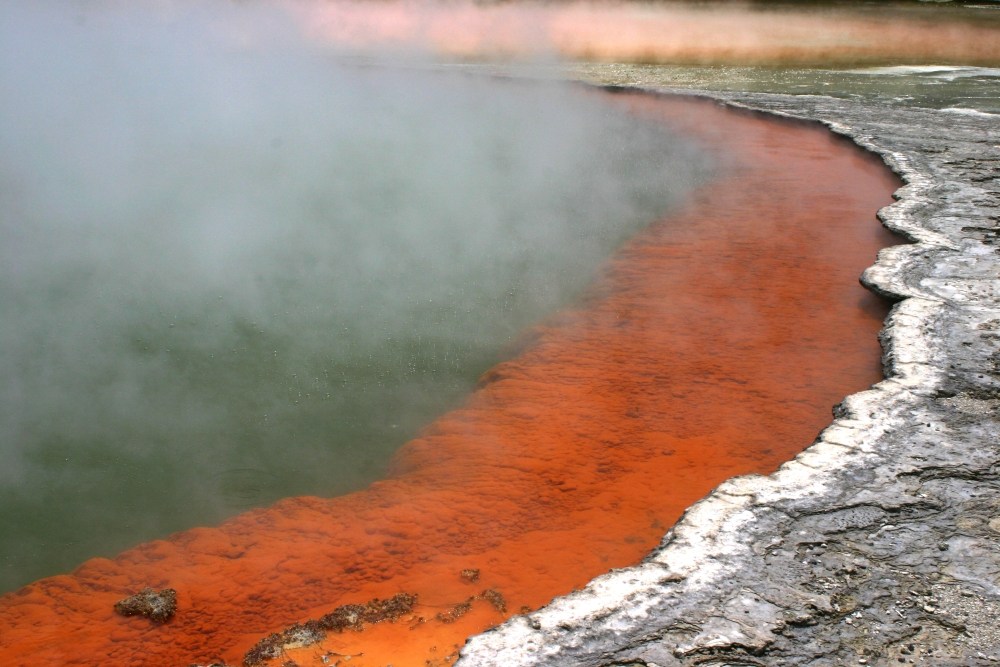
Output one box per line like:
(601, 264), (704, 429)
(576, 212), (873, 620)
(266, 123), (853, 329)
(0, 92), (902, 667)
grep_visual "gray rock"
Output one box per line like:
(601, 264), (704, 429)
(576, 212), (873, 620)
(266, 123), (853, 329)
(457, 89), (1000, 665)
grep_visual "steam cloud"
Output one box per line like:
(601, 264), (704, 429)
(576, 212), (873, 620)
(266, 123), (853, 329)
(0, 1), (709, 591)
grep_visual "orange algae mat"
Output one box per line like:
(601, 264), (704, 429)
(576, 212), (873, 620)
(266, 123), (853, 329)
(0, 91), (901, 667)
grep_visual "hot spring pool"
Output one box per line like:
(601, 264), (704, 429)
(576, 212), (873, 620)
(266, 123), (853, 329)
(0, 2), (710, 593)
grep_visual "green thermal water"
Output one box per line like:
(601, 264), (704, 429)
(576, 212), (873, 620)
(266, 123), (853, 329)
(0, 5), (711, 592)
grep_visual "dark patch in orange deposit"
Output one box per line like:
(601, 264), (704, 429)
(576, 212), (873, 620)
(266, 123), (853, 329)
(244, 593), (417, 666)
(113, 587), (178, 624)
(0, 91), (902, 667)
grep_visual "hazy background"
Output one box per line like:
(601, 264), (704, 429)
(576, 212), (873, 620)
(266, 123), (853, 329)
(296, 0), (1000, 68)
(0, 1), (710, 591)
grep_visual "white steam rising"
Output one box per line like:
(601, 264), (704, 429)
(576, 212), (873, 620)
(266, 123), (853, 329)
(0, 1), (709, 591)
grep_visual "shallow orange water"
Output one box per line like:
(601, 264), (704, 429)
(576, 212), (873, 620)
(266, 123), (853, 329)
(0, 92), (901, 667)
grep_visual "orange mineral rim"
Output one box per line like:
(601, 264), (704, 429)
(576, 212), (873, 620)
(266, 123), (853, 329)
(0, 90), (903, 667)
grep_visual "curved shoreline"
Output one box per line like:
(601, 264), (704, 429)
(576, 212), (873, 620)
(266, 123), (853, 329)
(458, 87), (1000, 665)
(0, 91), (901, 666)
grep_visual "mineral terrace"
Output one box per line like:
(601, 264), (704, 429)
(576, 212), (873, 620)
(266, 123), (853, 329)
(457, 88), (1000, 665)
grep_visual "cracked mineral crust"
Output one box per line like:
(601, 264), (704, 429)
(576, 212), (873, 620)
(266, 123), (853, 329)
(457, 89), (1000, 666)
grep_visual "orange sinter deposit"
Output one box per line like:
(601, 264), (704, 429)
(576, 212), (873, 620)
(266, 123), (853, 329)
(0, 91), (902, 667)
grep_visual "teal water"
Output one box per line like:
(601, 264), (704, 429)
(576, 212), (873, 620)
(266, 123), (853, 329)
(0, 4), (710, 592)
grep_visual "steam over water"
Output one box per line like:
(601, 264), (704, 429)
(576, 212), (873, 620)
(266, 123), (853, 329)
(0, 3), (708, 591)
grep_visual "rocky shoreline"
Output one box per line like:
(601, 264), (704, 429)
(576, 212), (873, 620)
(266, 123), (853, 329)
(457, 89), (1000, 665)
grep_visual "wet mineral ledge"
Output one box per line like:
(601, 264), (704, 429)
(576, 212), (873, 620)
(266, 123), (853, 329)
(457, 90), (1000, 665)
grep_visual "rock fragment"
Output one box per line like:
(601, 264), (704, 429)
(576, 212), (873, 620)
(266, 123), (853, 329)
(113, 587), (177, 623)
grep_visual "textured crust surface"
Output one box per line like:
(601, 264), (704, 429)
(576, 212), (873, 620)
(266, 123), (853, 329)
(457, 90), (1000, 666)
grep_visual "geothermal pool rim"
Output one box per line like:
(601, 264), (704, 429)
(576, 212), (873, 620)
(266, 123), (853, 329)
(457, 86), (1000, 665)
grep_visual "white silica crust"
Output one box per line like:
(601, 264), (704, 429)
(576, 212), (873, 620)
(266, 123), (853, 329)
(457, 87), (1000, 666)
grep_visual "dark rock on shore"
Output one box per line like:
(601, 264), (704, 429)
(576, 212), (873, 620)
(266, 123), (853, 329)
(113, 587), (177, 623)
(458, 89), (1000, 665)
